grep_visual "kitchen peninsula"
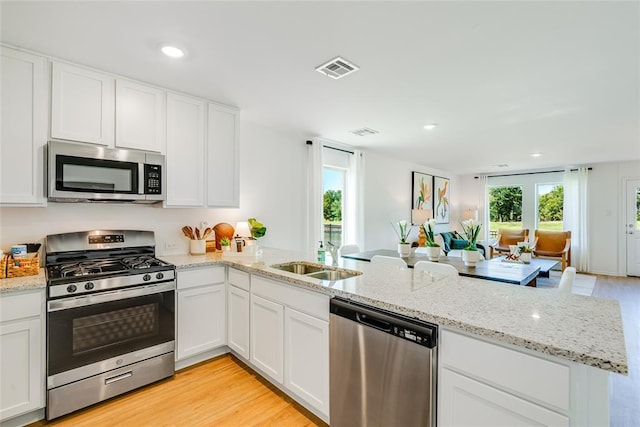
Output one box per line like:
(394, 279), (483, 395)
(1, 247), (626, 426)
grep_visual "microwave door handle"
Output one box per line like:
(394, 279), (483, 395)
(138, 163), (144, 194)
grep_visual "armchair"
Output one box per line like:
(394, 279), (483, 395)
(489, 229), (529, 258)
(533, 230), (571, 271)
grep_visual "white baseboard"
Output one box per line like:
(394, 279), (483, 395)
(175, 346), (230, 371)
(0, 408), (44, 427)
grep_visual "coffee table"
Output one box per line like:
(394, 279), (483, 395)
(488, 256), (559, 278)
(342, 249), (541, 287)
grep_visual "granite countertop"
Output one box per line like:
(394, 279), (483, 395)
(162, 248), (628, 375)
(0, 268), (46, 293)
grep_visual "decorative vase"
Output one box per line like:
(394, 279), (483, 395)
(462, 249), (481, 267)
(426, 246), (441, 261)
(398, 243), (411, 257)
(520, 252), (532, 263)
(190, 239), (206, 255)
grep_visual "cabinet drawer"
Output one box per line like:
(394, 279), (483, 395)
(177, 266), (225, 290)
(440, 330), (570, 411)
(251, 275), (329, 321)
(0, 290), (42, 322)
(229, 268), (250, 291)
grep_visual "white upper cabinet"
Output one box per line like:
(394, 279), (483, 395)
(0, 47), (48, 206)
(207, 103), (239, 207)
(115, 79), (166, 153)
(51, 61), (115, 146)
(165, 93), (205, 207)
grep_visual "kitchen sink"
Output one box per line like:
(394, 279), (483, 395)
(305, 270), (361, 281)
(271, 262), (362, 281)
(272, 262), (325, 275)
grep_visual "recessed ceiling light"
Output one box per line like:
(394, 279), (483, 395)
(161, 45), (185, 58)
(423, 123), (438, 130)
(530, 153), (543, 158)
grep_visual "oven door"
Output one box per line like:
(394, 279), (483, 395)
(47, 282), (175, 388)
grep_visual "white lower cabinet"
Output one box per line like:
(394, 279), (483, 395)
(249, 275), (329, 419)
(284, 307), (329, 416)
(438, 329), (606, 427)
(176, 267), (226, 362)
(439, 368), (568, 426)
(0, 290), (45, 422)
(250, 294), (284, 382)
(227, 285), (250, 360)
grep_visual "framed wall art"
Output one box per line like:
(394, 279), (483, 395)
(412, 172), (433, 225)
(434, 176), (450, 224)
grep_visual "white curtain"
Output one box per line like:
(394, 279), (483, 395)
(345, 150), (365, 250)
(306, 140), (324, 256)
(477, 175), (490, 242)
(564, 167), (589, 271)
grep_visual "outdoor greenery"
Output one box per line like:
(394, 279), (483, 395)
(489, 186), (522, 222)
(538, 185), (563, 221)
(323, 190), (342, 222)
(491, 221), (563, 232)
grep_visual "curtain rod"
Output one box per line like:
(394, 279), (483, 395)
(474, 167), (592, 179)
(306, 140), (354, 155)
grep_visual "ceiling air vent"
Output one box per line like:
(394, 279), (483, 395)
(350, 127), (379, 137)
(316, 56), (359, 79)
(493, 164), (509, 168)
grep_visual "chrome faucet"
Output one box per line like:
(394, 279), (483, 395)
(327, 242), (339, 266)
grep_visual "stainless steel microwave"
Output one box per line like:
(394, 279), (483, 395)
(47, 141), (165, 203)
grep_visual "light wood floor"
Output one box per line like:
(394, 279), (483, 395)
(592, 274), (640, 427)
(30, 355), (326, 427)
(30, 275), (639, 427)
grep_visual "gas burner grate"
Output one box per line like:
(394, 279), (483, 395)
(122, 255), (164, 269)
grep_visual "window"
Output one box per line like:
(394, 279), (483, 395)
(488, 186), (523, 238)
(323, 167), (346, 247)
(536, 184), (564, 231)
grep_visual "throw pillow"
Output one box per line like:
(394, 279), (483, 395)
(440, 232), (454, 252)
(451, 238), (469, 250)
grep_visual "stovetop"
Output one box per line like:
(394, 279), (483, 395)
(47, 255), (173, 282)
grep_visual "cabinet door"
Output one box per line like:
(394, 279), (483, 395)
(228, 285), (250, 360)
(284, 307), (329, 416)
(0, 47), (47, 206)
(207, 103), (239, 207)
(165, 93), (205, 206)
(115, 79), (165, 153)
(439, 368), (569, 427)
(176, 284), (226, 360)
(51, 61), (114, 145)
(250, 294), (283, 382)
(0, 318), (42, 420)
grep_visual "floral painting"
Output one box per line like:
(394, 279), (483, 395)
(412, 172), (433, 223)
(434, 176), (450, 224)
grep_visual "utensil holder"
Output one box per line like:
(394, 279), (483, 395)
(190, 240), (206, 255)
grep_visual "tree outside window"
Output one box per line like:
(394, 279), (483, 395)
(323, 168), (345, 246)
(537, 184), (563, 231)
(489, 186), (523, 236)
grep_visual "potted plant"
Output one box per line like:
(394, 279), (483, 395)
(220, 237), (231, 252)
(518, 243), (533, 263)
(422, 218), (441, 261)
(459, 219), (482, 267)
(393, 220), (413, 256)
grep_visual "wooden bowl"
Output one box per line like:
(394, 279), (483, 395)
(212, 223), (235, 250)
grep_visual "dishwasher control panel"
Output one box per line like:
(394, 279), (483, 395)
(330, 297), (437, 348)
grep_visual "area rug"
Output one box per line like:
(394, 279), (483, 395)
(535, 271), (596, 296)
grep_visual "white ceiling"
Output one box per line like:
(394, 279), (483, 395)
(1, 1), (638, 175)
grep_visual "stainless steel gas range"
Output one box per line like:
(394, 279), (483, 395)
(44, 230), (176, 420)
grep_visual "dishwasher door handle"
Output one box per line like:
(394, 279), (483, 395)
(356, 312), (392, 332)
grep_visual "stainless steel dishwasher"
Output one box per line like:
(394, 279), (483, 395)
(330, 298), (438, 427)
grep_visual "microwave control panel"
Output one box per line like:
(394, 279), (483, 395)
(144, 164), (162, 194)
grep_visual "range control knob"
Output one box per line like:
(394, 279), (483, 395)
(156, 272), (164, 280)
(85, 282), (95, 290)
(143, 274), (151, 281)
(67, 284), (77, 293)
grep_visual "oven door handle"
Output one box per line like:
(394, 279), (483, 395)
(47, 281), (175, 312)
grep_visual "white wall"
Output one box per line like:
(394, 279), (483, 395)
(362, 151), (458, 251)
(458, 160), (640, 275)
(0, 120), (308, 256)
